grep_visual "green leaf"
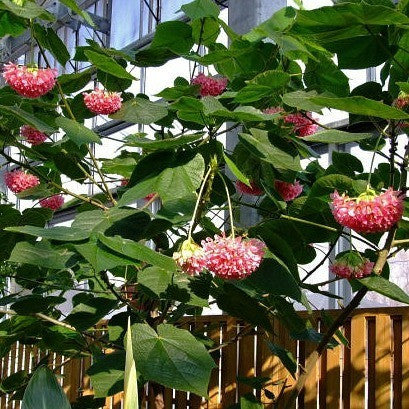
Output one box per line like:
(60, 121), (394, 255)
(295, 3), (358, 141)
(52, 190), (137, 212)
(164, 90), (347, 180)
(65, 294), (118, 331)
(21, 366), (70, 409)
(119, 153), (205, 205)
(397, 81), (409, 94)
(302, 129), (373, 143)
(9, 241), (74, 270)
(240, 395), (263, 409)
(5, 225), (89, 242)
(358, 275), (409, 304)
(138, 266), (208, 307)
(239, 128), (302, 171)
(110, 97), (168, 124)
(281, 90), (323, 113)
(132, 323), (215, 396)
(124, 318), (138, 409)
(55, 116), (101, 147)
(181, 0), (220, 19)
(192, 17), (220, 46)
(151, 21), (194, 54)
(58, 69), (94, 94)
(267, 342), (297, 377)
(59, 0), (94, 26)
(84, 50), (135, 80)
(124, 134), (203, 150)
(0, 105), (55, 134)
(1, 0), (54, 20)
(309, 96), (409, 120)
(87, 352), (125, 397)
(75, 238), (137, 272)
(0, 10), (26, 37)
(223, 152), (250, 186)
(97, 234), (177, 272)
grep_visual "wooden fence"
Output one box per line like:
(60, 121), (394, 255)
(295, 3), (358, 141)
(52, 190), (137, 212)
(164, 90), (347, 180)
(1, 307), (409, 408)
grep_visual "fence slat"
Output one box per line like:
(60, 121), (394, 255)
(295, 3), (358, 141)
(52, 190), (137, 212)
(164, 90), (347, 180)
(349, 314), (366, 409)
(207, 320), (222, 409)
(237, 322), (255, 397)
(220, 317), (237, 407)
(391, 315), (402, 409)
(401, 313), (409, 409)
(325, 332), (341, 409)
(375, 314), (392, 409)
(366, 316), (376, 409)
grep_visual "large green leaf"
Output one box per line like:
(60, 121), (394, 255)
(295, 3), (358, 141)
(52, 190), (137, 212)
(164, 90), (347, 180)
(119, 153), (205, 205)
(21, 366), (70, 409)
(150, 21), (194, 54)
(309, 96), (409, 120)
(131, 323), (215, 396)
(302, 130), (373, 143)
(181, 0), (220, 19)
(1, 0), (54, 20)
(5, 225), (89, 242)
(124, 134), (203, 150)
(55, 117), (101, 146)
(0, 10), (26, 37)
(87, 352), (125, 397)
(97, 234), (177, 273)
(58, 69), (94, 94)
(0, 105), (55, 134)
(358, 276), (409, 304)
(9, 241), (74, 270)
(267, 342), (297, 377)
(239, 128), (302, 171)
(110, 98), (168, 124)
(138, 266), (208, 307)
(84, 50), (135, 80)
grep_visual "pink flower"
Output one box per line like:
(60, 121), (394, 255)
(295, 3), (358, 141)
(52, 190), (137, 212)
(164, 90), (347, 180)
(274, 180), (303, 201)
(173, 239), (206, 276)
(263, 106), (284, 115)
(284, 112), (318, 137)
(83, 88), (122, 115)
(330, 252), (374, 279)
(191, 73), (227, 97)
(39, 194), (64, 211)
(201, 234), (266, 280)
(120, 179), (129, 187)
(20, 125), (48, 145)
(331, 188), (404, 234)
(4, 170), (40, 193)
(3, 63), (57, 98)
(235, 180), (263, 196)
(394, 93), (409, 109)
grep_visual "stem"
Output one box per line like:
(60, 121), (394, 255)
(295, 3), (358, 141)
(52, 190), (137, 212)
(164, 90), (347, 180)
(281, 214), (339, 232)
(366, 128), (385, 187)
(188, 166), (213, 239)
(219, 172), (235, 238)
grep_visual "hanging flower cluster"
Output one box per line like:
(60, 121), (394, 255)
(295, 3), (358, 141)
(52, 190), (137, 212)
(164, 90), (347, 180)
(173, 235), (266, 279)
(235, 180), (263, 196)
(331, 188), (404, 233)
(39, 194), (64, 211)
(83, 88), (122, 115)
(3, 63), (57, 98)
(330, 252), (374, 279)
(192, 73), (227, 97)
(263, 106), (284, 115)
(274, 180), (303, 201)
(4, 170), (40, 193)
(394, 92), (409, 109)
(20, 125), (48, 146)
(284, 112), (318, 137)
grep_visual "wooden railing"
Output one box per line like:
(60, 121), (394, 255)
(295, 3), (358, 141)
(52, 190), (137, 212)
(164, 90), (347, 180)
(1, 307), (409, 408)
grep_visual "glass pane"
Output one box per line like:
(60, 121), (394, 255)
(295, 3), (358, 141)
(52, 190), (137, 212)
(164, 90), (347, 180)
(110, 0), (141, 49)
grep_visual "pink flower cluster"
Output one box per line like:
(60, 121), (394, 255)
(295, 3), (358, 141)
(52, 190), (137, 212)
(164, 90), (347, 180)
(4, 170), (40, 193)
(39, 194), (64, 211)
(20, 125), (48, 146)
(330, 253), (374, 279)
(201, 235), (266, 279)
(83, 88), (122, 115)
(395, 93), (409, 109)
(3, 63), (57, 98)
(331, 188), (404, 234)
(235, 180), (263, 196)
(264, 107), (284, 115)
(274, 180), (303, 201)
(284, 112), (318, 137)
(173, 235), (266, 279)
(144, 193), (157, 201)
(191, 73), (227, 97)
